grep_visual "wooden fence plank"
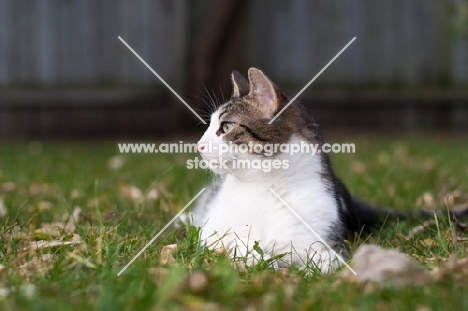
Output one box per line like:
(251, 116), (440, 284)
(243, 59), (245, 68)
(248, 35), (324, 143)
(0, 0), (11, 84)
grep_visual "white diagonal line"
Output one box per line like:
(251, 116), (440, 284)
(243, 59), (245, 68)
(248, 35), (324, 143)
(118, 36), (206, 124)
(269, 37), (356, 124)
(117, 188), (206, 276)
(268, 188), (357, 275)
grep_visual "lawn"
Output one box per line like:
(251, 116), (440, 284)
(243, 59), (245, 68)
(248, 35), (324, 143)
(0, 138), (468, 310)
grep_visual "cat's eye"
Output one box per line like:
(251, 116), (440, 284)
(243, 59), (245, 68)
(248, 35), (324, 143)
(221, 122), (234, 134)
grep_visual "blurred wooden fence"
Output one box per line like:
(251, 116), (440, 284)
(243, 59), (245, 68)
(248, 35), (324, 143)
(0, 0), (467, 88)
(1, 0), (468, 138)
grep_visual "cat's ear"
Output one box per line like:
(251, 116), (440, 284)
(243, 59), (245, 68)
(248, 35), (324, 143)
(231, 70), (249, 98)
(248, 68), (278, 117)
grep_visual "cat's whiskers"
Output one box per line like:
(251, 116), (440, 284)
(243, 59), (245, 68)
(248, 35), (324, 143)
(202, 85), (220, 115)
(190, 90), (218, 122)
(218, 82), (226, 104)
(189, 101), (213, 124)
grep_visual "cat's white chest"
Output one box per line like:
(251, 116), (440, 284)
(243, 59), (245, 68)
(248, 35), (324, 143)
(199, 178), (277, 242)
(194, 148), (340, 271)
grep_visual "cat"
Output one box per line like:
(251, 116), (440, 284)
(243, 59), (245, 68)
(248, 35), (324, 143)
(185, 68), (462, 273)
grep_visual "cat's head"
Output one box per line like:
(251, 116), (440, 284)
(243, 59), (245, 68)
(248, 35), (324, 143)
(197, 68), (303, 175)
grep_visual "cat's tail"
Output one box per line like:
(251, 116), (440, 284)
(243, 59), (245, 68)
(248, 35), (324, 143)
(351, 196), (468, 232)
(350, 197), (404, 232)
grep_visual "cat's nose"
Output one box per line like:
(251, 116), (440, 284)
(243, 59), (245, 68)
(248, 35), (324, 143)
(197, 143), (206, 153)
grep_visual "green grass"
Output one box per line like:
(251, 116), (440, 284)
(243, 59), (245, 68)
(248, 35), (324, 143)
(0, 138), (468, 310)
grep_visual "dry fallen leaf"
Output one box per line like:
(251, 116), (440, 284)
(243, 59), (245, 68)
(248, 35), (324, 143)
(120, 183), (167, 202)
(377, 151), (391, 165)
(394, 145), (409, 161)
(444, 190), (467, 208)
(37, 201), (52, 211)
(120, 185), (143, 200)
(0, 197), (7, 217)
(19, 254), (55, 277)
(29, 183), (61, 197)
(160, 244), (177, 266)
(431, 255), (468, 282)
(421, 238), (437, 247)
(350, 161), (366, 174)
(0, 287), (8, 297)
(8, 226), (29, 241)
(405, 221), (435, 240)
(214, 245), (226, 255)
(70, 189), (81, 199)
(233, 261), (248, 274)
(341, 244), (429, 286)
(183, 301), (220, 311)
(63, 207), (81, 234)
(108, 155), (126, 170)
(0, 264), (6, 277)
(408, 225), (425, 238)
(422, 158), (436, 173)
(146, 188), (159, 200)
(0, 182), (15, 193)
(417, 192), (436, 210)
(188, 271), (208, 293)
(27, 235), (82, 251)
(34, 207), (81, 238)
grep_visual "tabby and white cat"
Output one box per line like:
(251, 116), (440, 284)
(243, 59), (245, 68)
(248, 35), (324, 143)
(189, 68), (376, 273)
